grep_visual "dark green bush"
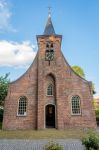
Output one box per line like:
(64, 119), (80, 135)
(44, 141), (63, 150)
(96, 115), (99, 121)
(82, 133), (99, 150)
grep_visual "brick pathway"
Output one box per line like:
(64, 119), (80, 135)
(96, 127), (99, 132)
(0, 139), (84, 150)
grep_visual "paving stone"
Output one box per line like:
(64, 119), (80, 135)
(0, 139), (84, 150)
(96, 127), (99, 132)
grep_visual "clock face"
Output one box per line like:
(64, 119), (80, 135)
(46, 50), (54, 61)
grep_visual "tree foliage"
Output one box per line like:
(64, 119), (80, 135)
(72, 65), (96, 94)
(72, 65), (85, 78)
(0, 73), (10, 106)
(93, 99), (99, 111)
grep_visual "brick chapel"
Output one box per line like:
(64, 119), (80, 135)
(3, 14), (96, 130)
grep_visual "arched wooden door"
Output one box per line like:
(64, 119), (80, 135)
(45, 104), (55, 128)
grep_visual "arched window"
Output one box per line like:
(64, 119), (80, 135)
(51, 43), (53, 48)
(46, 43), (53, 49)
(47, 84), (53, 96)
(46, 43), (49, 48)
(18, 96), (27, 116)
(71, 95), (81, 115)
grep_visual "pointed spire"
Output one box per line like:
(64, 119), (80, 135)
(43, 7), (55, 35)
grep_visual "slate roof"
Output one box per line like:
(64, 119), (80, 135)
(43, 14), (55, 35)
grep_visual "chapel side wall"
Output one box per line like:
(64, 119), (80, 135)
(3, 57), (38, 130)
(62, 69), (97, 129)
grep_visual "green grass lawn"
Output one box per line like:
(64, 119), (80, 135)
(0, 128), (99, 139)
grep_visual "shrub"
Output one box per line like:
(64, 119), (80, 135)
(95, 110), (99, 116)
(82, 133), (99, 150)
(96, 115), (99, 121)
(44, 141), (63, 150)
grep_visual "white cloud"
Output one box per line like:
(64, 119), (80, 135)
(0, 0), (16, 32)
(0, 40), (37, 67)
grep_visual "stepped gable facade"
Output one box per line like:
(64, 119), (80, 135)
(3, 14), (96, 130)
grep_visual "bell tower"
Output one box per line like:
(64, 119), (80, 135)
(36, 13), (63, 129)
(37, 13), (62, 67)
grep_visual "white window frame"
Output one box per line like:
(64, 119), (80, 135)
(47, 84), (53, 96)
(17, 96), (27, 116)
(71, 95), (81, 115)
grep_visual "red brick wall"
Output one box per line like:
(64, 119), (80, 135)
(3, 35), (97, 130)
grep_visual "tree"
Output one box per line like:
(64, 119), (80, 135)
(93, 99), (99, 111)
(0, 73), (10, 106)
(72, 65), (96, 94)
(72, 65), (85, 78)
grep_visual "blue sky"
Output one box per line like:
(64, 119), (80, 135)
(0, 0), (99, 98)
